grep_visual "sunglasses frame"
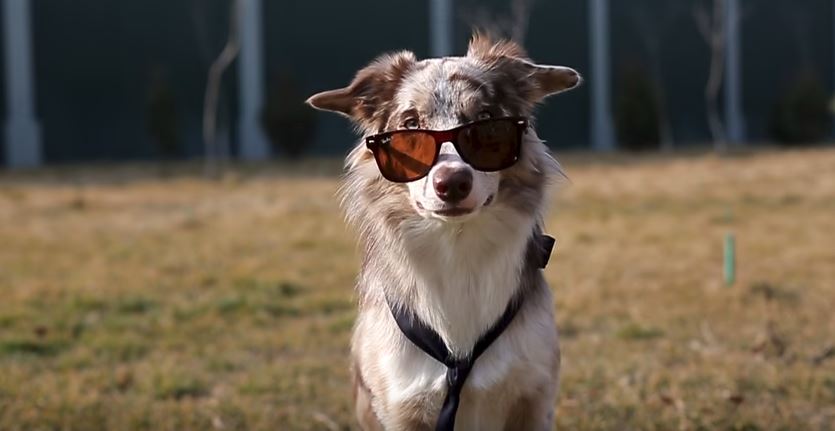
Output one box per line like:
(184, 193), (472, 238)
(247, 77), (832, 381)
(365, 116), (529, 183)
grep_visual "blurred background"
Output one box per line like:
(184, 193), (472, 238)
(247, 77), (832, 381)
(1, 0), (833, 167)
(0, 1), (834, 430)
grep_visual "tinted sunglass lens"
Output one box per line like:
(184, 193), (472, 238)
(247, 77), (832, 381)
(374, 132), (436, 182)
(458, 119), (521, 171)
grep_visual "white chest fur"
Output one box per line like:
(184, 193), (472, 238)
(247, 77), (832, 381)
(375, 210), (554, 415)
(399, 209), (535, 350)
(379, 291), (557, 430)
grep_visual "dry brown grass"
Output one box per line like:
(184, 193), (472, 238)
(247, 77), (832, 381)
(0, 149), (833, 430)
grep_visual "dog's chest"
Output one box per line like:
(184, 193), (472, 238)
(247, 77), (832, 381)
(371, 217), (557, 425)
(382, 305), (556, 429)
(405, 220), (532, 355)
(383, 238), (553, 408)
(414, 263), (517, 353)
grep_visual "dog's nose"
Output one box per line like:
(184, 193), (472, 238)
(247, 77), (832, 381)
(433, 166), (473, 203)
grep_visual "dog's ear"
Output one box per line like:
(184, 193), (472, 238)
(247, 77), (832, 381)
(467, 33), (581, 103)
(512, 60), (582, 101)
(306, 51), (417, 125)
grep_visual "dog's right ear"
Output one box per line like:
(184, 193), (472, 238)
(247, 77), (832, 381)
(306, 51), (417, 125)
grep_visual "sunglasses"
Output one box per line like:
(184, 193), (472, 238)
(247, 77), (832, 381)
(365, 117), (528, 183)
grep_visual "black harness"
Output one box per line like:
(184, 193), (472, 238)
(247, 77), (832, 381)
(387, 234), (555, 431)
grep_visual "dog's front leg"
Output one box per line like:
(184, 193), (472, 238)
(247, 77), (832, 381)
(353, 367), (385, 431)
(503, 392), (556, 431)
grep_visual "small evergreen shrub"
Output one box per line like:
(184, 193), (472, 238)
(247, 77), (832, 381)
(615, 65), (661, 151)
(261, 73), (317, 159)
(770, 70), (831, 145)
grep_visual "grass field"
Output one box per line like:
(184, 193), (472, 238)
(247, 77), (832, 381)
(0, 149), (833, 431)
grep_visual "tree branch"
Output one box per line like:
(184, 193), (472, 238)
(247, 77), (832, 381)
(202, 0), (240, 178)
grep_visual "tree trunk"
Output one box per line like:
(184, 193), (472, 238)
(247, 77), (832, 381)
(630, 2), (684, 152)
(695, 0), (728, 152)
(646, 44), (675, 151)
(706, 29), (727, 151)
(203, 0), (240, 178)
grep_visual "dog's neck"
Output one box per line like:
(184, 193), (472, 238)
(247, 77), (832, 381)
(388, 210), (538, 358)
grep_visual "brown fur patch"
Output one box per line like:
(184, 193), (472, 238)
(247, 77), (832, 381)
(498, 157), (547, 216)
(464, 34), (540, 115)
(467, 32), (529, 61)
(466, 33), (579, 109)
(349, 51), (417, 132)
(447, 72), (488, 94)
(307, 51), (417, 133)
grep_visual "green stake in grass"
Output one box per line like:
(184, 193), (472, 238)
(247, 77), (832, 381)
(724, 233), (736, 286)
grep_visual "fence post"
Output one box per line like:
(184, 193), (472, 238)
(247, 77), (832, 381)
(3, 0), (41, 168)
(589, 0), (616, 151)
(237, 0), (270, 161)
(430, 0), (453, 57)
(724, 0), (746, 144)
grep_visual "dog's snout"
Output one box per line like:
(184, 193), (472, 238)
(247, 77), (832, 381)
(433, 166), (473, 203)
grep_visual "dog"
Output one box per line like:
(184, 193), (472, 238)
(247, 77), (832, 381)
(307, 33), (580, 430)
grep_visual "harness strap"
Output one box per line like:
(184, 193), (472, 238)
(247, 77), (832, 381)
(387, 234), (555, 431)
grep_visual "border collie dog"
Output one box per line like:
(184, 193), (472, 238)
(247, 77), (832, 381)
(308, 34), (581, 431)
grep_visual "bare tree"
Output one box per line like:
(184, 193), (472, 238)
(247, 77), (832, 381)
(202, 0), (240, 178)
(197, 0), (240, 178)
(694, 0), (728, 151)
(629, 1), (685, 151)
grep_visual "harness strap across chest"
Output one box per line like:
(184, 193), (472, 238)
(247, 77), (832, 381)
(387, 234), (555, 431)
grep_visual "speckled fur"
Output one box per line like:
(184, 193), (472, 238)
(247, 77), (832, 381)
(308, 34), (580, 430)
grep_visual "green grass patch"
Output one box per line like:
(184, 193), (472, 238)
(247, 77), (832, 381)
(153, 374), (210, 400)
(233, 278), (305, 299)
(91, 336), (150, 362)
(172, 303), (210, 322)
(66, 296), (109, 313)
(615, 323), (664, 341)
(216, 295), (248, 315)
(0, 338), (69, 357)
(327, 313), (356, 335)
(302, 295), (353, 315)
(116, 297), (158, 314)
(0, 313), (21, 329)
(748, 282), (800, 304)
(823, 377), (835, 398)
(261, 303), (302, 318)
(1, 152), (833, 429)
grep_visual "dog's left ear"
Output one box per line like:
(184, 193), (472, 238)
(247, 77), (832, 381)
(487, 57), (581, 104)
(306, 51), (417, 125)
(514, 59), (582, 101)
(467, 33), (581, 103)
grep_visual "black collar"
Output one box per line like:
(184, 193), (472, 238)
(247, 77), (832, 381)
(387, 234), (555, 431)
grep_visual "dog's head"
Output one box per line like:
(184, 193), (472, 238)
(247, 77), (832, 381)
(308, 34), (580, 225)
